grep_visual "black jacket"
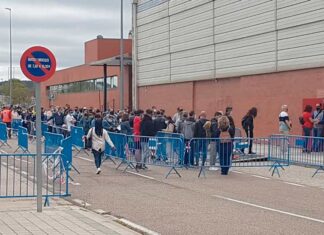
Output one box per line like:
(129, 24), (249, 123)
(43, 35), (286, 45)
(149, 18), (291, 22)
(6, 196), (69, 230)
(153, 115), (166, 133)
(140, 114), (156, 137)
(243, 115), (254, 131)
(194, 118), (208, 138)
(210, 118), (218, 138)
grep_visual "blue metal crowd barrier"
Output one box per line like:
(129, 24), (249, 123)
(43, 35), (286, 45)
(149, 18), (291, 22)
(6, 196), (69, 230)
(271, 134), (324, 177)
(0, 122), (10, 147)
(0, 153), (69, 201)
(105, 132), (184, 178)
(104, 132), (127, 164)
(11, 119), (22, 135)
(44, 132), (64, 154)
(70, 126), (89, 157)
(188, 136), (289, 177)
(15, 127), (29, 153)
(61, 136), (80, 180)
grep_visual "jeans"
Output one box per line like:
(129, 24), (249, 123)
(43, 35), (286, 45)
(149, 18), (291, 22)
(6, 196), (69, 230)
(218, 142), (233, 175)
(209, 141), (218, 166)
(184, 139), (195, 166)
(141, 141), (149, 164)
(92, 149), (103, 168)
(313, 127), (323, 151)
(244, 129), (254, 153)
(193, 139), (208, 166)
(303, 127), (312, 151)
(54, 125), (62, 134)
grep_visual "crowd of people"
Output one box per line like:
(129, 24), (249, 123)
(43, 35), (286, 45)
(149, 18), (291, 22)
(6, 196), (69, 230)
(0, 102), (323, 174)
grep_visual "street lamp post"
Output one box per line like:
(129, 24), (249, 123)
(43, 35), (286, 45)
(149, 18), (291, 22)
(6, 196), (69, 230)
(5, 8), (12, 106)
(120, 0), (124, 111)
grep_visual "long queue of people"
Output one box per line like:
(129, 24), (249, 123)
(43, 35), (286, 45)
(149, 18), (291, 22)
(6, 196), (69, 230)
(1, 103), (323, 175)
(1, 104), (247, 175)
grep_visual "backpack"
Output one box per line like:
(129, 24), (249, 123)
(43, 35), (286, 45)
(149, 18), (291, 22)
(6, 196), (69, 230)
(182, 121), (195, 139)
(241, 115), (248, 129)
(299, 116), (305, 125)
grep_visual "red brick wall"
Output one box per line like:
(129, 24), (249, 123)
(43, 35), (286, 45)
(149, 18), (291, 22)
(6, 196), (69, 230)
(85, 38), (132, 64)
(138, 67), (324, 137)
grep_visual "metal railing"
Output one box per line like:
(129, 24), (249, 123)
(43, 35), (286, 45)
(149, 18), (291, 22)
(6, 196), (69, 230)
(0, 153), (69, 200)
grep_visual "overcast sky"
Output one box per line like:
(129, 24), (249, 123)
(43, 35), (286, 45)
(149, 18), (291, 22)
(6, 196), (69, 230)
(0, 0), (132, 81)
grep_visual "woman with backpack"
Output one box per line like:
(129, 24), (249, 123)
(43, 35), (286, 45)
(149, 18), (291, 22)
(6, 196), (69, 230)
(163, 116), (176, 133)
(241, 107), (258, 154)
(215, 115), (235, 175)
(85, 114), (115, 174)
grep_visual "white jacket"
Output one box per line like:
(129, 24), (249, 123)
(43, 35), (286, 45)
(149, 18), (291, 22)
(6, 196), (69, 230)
(86, 128), (114, 152)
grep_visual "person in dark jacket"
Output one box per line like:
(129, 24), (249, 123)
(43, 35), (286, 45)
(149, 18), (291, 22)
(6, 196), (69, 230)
(153, 110), (166, 133)
(209, 111), (223, 170)
(193, 111), (208, 166)
(179, 111), (196, 166)
(120, 113), (132, 135)
(48, 108), (65, 134)
(215, 115), (235, 175)
(139, 109), (156, 169)
(241, 107), (258, 154)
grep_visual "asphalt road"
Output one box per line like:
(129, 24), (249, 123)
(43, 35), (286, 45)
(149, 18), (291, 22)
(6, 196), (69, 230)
(1, 139), (324, 234)
(69, 153), (324, 235)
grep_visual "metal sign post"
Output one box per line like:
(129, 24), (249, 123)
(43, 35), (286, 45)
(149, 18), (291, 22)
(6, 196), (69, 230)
(20, 46), (56, 212)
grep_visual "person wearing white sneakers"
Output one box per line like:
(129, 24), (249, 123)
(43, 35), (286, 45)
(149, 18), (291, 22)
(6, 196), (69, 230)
(86, 114), (115, 174)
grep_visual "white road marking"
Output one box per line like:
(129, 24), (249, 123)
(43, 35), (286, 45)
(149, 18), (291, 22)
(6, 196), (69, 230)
(213, 195), (324, 224)
(232, 170), (244, 174)
(284, 182), (305, 187)
(251, 175), (270, 180)
(76, 156), (93, 162)
(126, 171), (155, 180)
(70, 182), (81, 186)
(21, 171), (27, 175)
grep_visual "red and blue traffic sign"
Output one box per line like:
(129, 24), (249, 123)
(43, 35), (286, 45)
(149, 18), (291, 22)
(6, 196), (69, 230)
(20, 46), (56, 83)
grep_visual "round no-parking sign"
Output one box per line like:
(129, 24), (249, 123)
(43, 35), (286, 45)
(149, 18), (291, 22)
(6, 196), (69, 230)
(20, 46), (56, 82)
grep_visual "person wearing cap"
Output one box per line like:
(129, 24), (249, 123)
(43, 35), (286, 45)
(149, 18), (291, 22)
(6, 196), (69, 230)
(312, 103), (323, 151)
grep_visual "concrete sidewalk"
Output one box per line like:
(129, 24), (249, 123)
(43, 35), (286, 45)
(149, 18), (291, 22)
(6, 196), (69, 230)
(0, 197), (140, 235)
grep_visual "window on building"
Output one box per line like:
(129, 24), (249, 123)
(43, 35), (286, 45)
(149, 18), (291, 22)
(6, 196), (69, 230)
(47, 76), (118, 94)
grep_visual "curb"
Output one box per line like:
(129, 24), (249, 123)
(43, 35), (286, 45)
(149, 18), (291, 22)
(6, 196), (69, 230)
(116, 218), (160, 235)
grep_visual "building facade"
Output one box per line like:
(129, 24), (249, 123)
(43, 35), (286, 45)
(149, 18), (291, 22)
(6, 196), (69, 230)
(133, 0), (324, 136)
(40, 38), (132, 111)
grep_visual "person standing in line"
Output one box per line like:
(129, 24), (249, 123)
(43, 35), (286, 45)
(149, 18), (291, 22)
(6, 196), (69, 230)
(179, 111), (196, 166)
(65, 109), (76, 136)
(1, 105), (12, 139)
(194, 111), (208, 166)
(140, 109), (156, 169)
(120, 113), (132, 135)
(86, 114), (115, 174)
(133, 110), (142, 169)
(312, 103), (323, 152)
(209, 111), (223, 170)
(241, 107), (258, 154)
(302, 105), (315, 153)
(279, 105), (292, 135)
(279, 105), (292, 154)
(215, 115), (235, 175)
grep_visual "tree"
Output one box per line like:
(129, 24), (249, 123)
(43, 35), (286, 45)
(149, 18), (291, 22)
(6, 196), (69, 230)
(0, 79), (32, 105)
